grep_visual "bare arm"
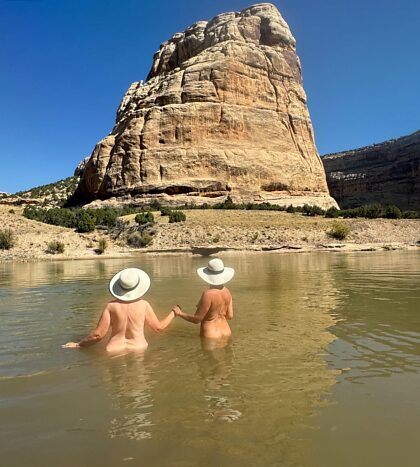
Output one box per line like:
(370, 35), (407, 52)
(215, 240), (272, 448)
(145, 303), (175, 333)
(173, 293), (211, 324)
(62, 305), (111, 348)
(226, 296), (233, 320)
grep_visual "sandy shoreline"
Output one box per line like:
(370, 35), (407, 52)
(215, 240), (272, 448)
(1, 205), (419, 262)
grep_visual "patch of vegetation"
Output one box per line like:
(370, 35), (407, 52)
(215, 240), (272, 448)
(46, 240), (65, 254)
(96, 238), (108, 255)
(135, 211), (154, 225)
(302, 204), (325, 216)
(328, 222), (350, 240)
(160, 206), (173, 216)
(0, 229), (15, 250)
(384, 205), (402, 219)
(325, 207), (340, 218)
(127, 232), (153, 248)
(168, 210), (186, 223)
(8, 209), (15, 214)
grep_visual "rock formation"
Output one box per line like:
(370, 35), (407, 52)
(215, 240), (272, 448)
(68, 3), (337, 208)
(322, 130), (420, 210)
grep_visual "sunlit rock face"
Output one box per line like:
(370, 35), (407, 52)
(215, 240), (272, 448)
(69, 3), (337, 208)
(323, 131), (420, 210)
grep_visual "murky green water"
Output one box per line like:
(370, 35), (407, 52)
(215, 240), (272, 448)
(0, 252), (419, 467)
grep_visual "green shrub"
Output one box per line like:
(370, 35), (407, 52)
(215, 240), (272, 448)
(328, 222), (350, 240)
(286, 204), (296, 213)
(149, 200), (162, 211)
(96, 238), (108, 255)
(402, 210), (419, 219)
(160, 206), (172, 216)
(46, 240), (65, 254)
(384, 205), (402, 219)
(127, 232), (153, 248)
(302, 204), (325, 216)
(135, 211), (154, 225)
(168, 210), (186, 223)
(325, 207), (340, 218)
(76, 211), (95, 232)
(364, 203), (384, 219)
(0, 229), (15, 250)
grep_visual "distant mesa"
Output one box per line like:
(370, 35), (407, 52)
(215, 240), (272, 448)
(322, 130), (420, 211)
(67, 3), (337, 208)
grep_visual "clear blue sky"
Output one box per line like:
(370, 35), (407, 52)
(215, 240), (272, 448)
(1, 0), (419, 193)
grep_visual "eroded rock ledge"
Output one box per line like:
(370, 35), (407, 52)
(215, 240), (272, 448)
(322, 130), (420, 210)
(68, 3), (337, 208)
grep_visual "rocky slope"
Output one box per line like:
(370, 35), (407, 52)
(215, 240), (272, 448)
(322, 131), (420, 210)
(68, 3), (336, 209)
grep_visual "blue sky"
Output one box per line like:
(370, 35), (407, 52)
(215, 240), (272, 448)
(1, 0), (419, 193)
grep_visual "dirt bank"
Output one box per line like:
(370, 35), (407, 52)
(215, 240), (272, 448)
(1, 206), (419, 262)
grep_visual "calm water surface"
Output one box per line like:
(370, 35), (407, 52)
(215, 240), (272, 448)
(0, 252), (419, 467)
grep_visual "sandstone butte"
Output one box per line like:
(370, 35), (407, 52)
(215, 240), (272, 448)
(68, 3), (338, 209)
(323, 130), (420, 211)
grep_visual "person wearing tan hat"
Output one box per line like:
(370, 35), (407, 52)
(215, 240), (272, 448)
(62, 268), (176, 352)
(172, 258), (234, 339)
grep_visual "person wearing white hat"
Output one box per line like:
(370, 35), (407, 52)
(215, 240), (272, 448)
(172, 258), (235, 339)
(63, 268), (176, 352)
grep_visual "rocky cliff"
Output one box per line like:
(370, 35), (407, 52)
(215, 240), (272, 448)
(68, 3), (336, 208)
(322, 131), (420, 210)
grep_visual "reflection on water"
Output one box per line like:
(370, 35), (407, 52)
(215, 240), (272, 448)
(0, 252), (419, 466)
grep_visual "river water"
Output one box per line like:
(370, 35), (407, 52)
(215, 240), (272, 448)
(0, 251), (419, 467)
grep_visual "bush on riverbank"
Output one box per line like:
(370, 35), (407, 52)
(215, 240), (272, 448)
(328, 222), (350, 240)
(96, 238), (108, 255)
(127, 232), (153, 248)
(46, 240), (65, 254)
(0, 229), (15, 250)
(135, 211), (154, 225)
(168, 211), (186, 223)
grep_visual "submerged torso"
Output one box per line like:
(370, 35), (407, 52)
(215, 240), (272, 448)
(200, 287), (232, 339)
(106, 300), (149, 352)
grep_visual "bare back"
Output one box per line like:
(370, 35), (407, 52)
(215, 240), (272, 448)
(199, 287), (233, 339)
(106, 300), (149, 352)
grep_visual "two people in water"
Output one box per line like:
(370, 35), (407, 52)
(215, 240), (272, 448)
(62, 258), (234, 353)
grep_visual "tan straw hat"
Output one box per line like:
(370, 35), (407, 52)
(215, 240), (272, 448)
(109, 268), (150, 302)
(197, 258), (235, 286)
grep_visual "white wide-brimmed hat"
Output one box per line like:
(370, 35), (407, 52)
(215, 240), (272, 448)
(109, 268), (151, 302)
(197, 258), (235, 286)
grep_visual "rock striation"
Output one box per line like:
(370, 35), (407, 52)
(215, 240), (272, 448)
(322, 131), (420, 210)
(68, 3), (336, 208)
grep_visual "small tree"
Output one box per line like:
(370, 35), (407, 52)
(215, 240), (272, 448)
(168, 211), (186, 223)
(384, 205), (402, 219)
(77, 211), (95, 232)
(135, 211), (154, 225)
(160, 206), (172, 216)
(325, 207), (340, 218)
(0, 229), (15, 250)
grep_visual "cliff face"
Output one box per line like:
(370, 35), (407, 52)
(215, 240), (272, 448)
(69, 3), (336, 208)
(322, 131), (420, 210)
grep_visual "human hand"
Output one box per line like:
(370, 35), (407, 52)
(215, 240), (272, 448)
(62, 342), (80, 349)
(172, 305), (182, 316)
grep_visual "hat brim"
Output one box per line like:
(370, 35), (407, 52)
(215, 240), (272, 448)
(197, 266), (235, 286)
(109, 268), (151, 302)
